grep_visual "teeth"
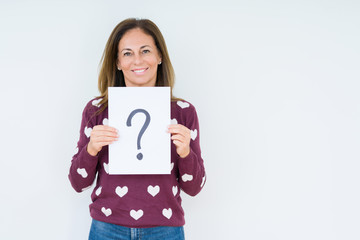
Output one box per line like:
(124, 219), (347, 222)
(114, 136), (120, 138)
(133, 69), (146, 73)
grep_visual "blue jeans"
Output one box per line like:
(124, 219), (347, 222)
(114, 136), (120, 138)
(89, 219), (185, 240)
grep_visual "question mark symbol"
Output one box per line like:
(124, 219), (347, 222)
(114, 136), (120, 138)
(126, 109), (151, 160)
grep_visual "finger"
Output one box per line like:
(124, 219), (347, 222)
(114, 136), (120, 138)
(93, 136), (119, 144)
(168, 126), (190, 135)
(93, 124), (117, 131)
(92, 127), (119, 137)
(92, 128), (117, 134)
(171, 134), (187, 143)
(169, 130), (190, 140)
(172, 140), (182, 147)
(92, 136), (119, 143)
(168, 124), (188, 131)
(93, 125), (118, 133)
(92, 130), (119, 138)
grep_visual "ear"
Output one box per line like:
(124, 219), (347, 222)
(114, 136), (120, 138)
(116, 59), (121, 71)
(157, 52), (162, 63)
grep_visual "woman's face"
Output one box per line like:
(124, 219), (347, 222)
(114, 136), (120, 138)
(117, 28), (162, 87)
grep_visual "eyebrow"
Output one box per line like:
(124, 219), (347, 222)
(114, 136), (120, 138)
(121, 45), (152, 52)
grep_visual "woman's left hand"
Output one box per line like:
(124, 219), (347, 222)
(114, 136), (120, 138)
(168, 124), (191, 158)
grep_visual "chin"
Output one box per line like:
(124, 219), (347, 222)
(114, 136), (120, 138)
(125, 79), (156, 87)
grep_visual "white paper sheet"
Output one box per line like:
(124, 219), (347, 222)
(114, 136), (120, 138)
(108, 87), (171, 174)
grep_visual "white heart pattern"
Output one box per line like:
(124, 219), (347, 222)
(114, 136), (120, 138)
(101, 207), (112, 217)
(84, 126), (92, 138)
(177, 101), (190, 109)
(172, 186), (178, 196)
(115, 186), (128, 198)
(171, 162), (174, 171)
(130, 209), (144, 220)
(171, 118), (178, 125)
(77, 168), (88, 178)
(92, 98), (102, 107)
(95, 186), (102, 196)
(102, 118), (109, 125)
(190, 129), (197, 141)
(103, 162), (109, 174)
(162, 208), (172, 219)
(182, 174), (193, 182)
(147, 185), (160, 197)
(201, 176), (206, 188)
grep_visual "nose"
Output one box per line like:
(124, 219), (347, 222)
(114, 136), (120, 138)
(134, 53), (143, 65)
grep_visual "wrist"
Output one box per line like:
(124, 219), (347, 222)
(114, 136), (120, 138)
(87, 143), (99, 157)
(179, 148), (190, 158)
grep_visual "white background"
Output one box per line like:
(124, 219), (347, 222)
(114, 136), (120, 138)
(0, 0), (359, 239)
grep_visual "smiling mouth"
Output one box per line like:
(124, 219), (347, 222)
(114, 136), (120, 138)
(132, 68), (148, 73)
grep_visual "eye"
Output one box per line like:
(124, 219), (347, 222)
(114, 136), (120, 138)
(142, 49), (150, 54)
(123, 52), (132, 56)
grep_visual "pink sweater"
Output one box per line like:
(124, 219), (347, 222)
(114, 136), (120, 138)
(68, 98), (206, 227)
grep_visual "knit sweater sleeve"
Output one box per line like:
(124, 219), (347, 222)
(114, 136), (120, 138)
(177, 102), (206, 196)
(68, 100), (99, 193)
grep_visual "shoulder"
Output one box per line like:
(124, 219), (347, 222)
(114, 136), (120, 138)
(172, 99), (197, 113)
(171, 99), (199, 126)
(82, 96), (105, 118)
(84, 96), (104, 110)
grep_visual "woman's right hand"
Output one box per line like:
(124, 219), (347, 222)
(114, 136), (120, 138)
(87, 125), (119, 156)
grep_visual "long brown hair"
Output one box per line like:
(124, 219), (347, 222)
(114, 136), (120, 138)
(95, 18), (179, 115)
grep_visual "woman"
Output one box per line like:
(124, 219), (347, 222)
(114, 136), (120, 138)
(69, 18), (206, 240)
